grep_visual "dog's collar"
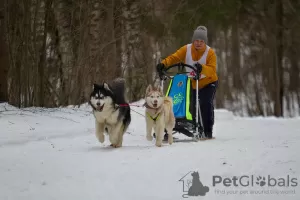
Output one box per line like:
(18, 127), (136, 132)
(89, 101), (97, 111)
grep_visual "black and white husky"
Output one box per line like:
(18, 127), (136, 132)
(89, 78), (131, 148)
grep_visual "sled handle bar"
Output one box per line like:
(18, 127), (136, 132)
(158, 62), (202, 80)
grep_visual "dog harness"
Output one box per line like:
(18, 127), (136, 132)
(144, 102), (163, 122)
(146, 112), (161, 122)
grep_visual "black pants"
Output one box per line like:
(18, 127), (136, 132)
(191, 81), (218, 137)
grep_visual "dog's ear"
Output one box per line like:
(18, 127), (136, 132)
(93, 83), (101, 90)
(146, 85), (153, 94)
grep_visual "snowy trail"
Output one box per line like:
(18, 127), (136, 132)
(0, 103), (300, 200)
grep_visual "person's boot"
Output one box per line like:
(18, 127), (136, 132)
(205, 132), (215, 140)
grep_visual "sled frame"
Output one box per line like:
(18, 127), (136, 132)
(157, 62), (205, 140)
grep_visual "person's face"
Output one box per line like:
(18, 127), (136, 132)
(193, 40), (205, 50)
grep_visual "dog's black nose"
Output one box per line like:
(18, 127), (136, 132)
(154, 100), (158, 104)
(96, 102), (100, 106)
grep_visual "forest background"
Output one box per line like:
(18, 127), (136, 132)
(0, 0), (299, 117)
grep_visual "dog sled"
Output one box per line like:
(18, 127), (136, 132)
(157, 62), (205, 142)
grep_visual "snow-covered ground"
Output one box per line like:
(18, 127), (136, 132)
(0, 102), (300, 200)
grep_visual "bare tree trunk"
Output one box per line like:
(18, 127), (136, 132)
(274, 0), (284, 117)
(286, 21), (300, 116)
(5, 0), (23, 107)
(254, 77), (264, 115)
(215, 30), (225, 109)
(0, 1), (8, 102)
(123, 0), (151, 101)
(54, 0), (74, 105)
(106, 0), (117, 78)
(37, 0), (52, 106)
(88, 0), (104, 82)
(231, 14), (242, 91)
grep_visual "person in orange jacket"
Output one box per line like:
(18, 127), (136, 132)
(156, 25), (218, 140)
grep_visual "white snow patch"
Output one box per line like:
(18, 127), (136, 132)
(0, 102), (300, 200)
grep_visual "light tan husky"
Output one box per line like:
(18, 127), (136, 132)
(144, 84), (176, 147)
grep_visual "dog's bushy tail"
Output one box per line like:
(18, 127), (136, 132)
(164, 96), (175, 126)
(164, 96), (173, 106)
(110, 78), (127, 104)
(111, 78), (131, 132)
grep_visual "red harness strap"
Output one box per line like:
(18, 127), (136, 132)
(118, 104), (129, 107)
(118, 103), (144, 107)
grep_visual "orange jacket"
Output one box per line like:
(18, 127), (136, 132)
(161, 44), (218, 89)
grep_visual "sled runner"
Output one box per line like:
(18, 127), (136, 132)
(157, 62), (205, 141)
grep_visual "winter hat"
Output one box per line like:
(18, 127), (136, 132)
(192, 26), (208, 43)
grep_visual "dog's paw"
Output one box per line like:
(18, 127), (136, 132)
(168, 136), (173, 145)
(98, 134), (105, 143)
(110, 144), (121, 148)
(155, 141), (162, 147)
(155, 143), (162, 147)
(146, 134), (153, 141)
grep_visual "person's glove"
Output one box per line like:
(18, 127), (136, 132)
(195, 63), (202, 73)
(156, 63), (166, 80)
(156, 63), (165, 73)
(193, 63), (203, 80)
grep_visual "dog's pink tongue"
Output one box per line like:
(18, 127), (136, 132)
(97, 105), (104, 111)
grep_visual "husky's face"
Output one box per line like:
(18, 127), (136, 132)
(90, 83), (114, 112)
(145, 85), (164, 108)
